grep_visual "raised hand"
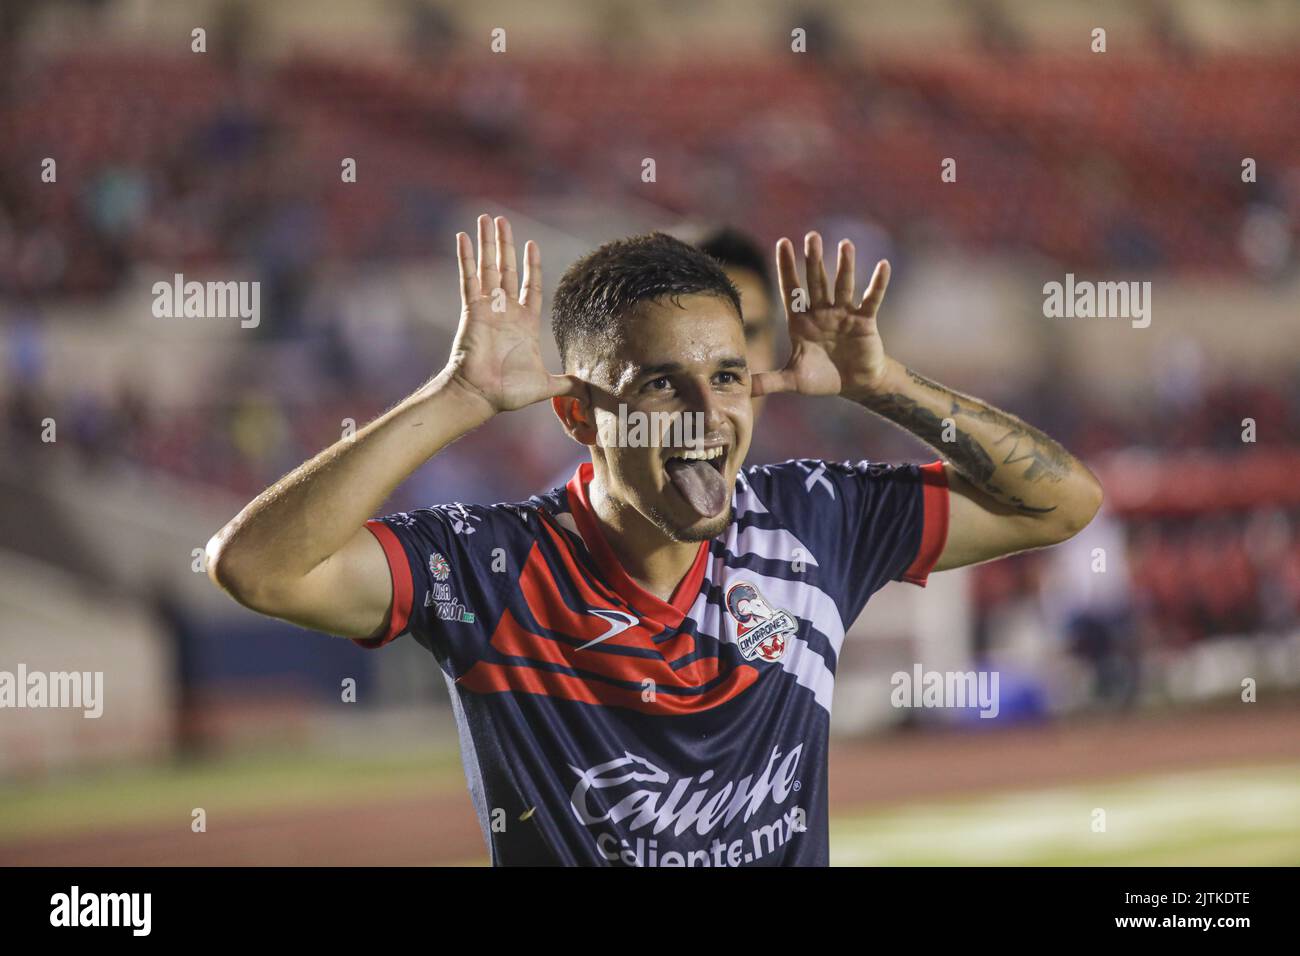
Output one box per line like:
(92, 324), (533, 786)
(446, 214), (582, 413)
(751, 232), (893, 402)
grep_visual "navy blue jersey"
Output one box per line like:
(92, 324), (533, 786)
(357, 459), (948, 866)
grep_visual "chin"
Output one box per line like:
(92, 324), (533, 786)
(678, 513), (733, 542)
(653, 504), (733, 543)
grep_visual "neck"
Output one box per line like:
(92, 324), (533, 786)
(587, 473), (701, 604)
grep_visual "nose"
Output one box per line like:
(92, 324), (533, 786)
(677, 376), (729, 436)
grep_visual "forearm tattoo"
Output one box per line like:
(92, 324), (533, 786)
(859, 368), (1074, 515)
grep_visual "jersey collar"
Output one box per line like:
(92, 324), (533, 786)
(564, 462), (709, 625)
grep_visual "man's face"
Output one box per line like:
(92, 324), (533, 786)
(584, 293), (754, 543)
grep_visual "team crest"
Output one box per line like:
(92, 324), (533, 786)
(428, 552), (451, 581)
(725, 582), (797, 663)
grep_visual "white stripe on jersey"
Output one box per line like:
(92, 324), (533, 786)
(731, 474), (820, 567)
(732, 481), (768, 518)
(725, 523), (822, 567)
(683, 583), (837, 715)
(725, 482), (843, 644)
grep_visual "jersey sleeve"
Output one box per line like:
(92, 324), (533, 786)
(748, 458), (949, 622)
(351, 502), (523, 668)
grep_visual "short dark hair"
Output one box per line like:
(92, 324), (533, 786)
(551, 232), (741, 368)
(697, 226), (772, 290)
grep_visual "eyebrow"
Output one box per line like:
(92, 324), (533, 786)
(634, 356), (749, 378)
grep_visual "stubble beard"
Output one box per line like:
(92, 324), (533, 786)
(646, 502), (734, 543)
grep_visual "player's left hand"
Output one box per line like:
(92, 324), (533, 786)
(751, 232), (893, 401)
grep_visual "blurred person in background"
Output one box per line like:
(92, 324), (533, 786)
(1041, 505), (1138, 710)
(695, 226), (780, 392)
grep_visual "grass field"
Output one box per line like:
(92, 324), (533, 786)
(0, 747), (459, 842)
(2, 746), (1296, 865)
(830, 763), (1300, 866)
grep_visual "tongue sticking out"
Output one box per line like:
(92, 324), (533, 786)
(664, 458), (729, 519)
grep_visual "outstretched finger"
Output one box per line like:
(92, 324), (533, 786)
(456, 232), (479, 304)
(496, 216), (519, 298)
(804, 232), (831, 308)
(520, 240), (543, 313)
(775, 238), (801, 318)
(834, 239), (855, 307)
(858, 259), (892, 317)
(477, 214), (500, 292)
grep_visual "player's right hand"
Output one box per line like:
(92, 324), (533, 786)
(445, 214), (582, 413)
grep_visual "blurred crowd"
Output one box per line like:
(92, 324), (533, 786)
(6, 304), (1300, 502)
(3, 26), (1299, 711)
(2, 35), (1299, 297)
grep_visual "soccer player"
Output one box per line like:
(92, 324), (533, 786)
(206, 214), (1102, 866)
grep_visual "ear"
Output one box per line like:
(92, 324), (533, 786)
(551, 395), (599, 446)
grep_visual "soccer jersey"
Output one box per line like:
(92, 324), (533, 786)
(356, 458), (948, 866)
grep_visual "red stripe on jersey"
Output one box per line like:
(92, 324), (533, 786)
(539, 487), (721, 681)
(457, 658), (758, 715)
(902, 460), (950, 587)
(488, 607), (728, 690)
(504, 540), (723, 687)
(489, 607), (664, 684)
(352, 519), (414, 649)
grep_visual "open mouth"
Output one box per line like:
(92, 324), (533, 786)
(663, 443), (728, 476)
(663, 444), (730, 518)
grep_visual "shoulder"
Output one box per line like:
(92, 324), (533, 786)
(376, 495), (555, 542)
(736, 458), (932, 534)
(740, 458), (923, 498)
